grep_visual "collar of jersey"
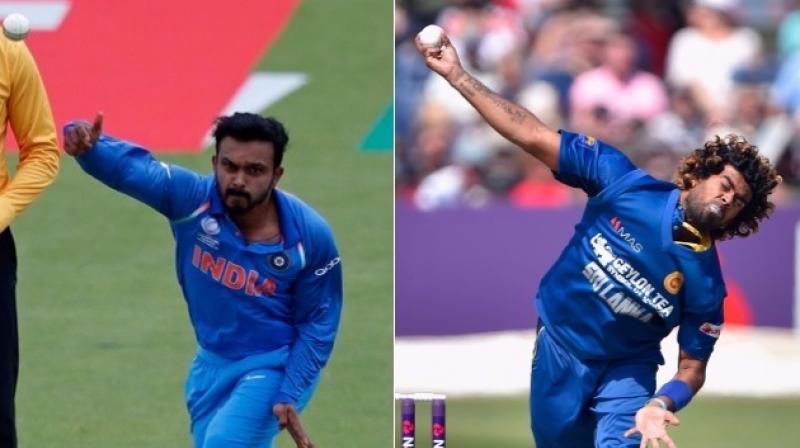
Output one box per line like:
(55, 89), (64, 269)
(662, 188), (713, 254)
(207, 184), (301, 251)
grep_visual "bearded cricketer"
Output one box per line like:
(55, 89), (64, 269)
(64, 112), (342, 448)
(416, 30), (780, 448)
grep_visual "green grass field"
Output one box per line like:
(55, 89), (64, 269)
(13, 1), (392, 446)
(396, 395), (800, 447)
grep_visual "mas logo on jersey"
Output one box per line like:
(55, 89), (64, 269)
(700, 322), (722, 339)
(663, 271), (684, 295)
(610, 217), (643, 253)
(268, 253), (290, 272)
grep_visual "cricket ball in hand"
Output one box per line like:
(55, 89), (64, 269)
(418, 24), (444, 47)
(3, 13), (30, 41)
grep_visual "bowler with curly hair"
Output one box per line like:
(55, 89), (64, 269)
(416, 29), (781, 448)
(675, 135), (780, 241)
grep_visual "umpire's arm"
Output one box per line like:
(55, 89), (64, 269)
(0, 40), (60, 232)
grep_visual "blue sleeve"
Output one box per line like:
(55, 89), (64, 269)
(272, 219), (343, 406)
(676, 248), (727, 361)
(555, 130), (637, 196)
(678, 304), (723, 361)
(72, 129), (208, 220)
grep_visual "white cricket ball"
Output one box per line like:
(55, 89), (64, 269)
(418, 24), (444, 47)
(3, 13), (30, 41)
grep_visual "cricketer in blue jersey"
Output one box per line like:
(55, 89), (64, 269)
(63, 113), (342, 448)
(417, 31), (781, 447)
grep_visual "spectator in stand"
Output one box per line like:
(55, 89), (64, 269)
(631, 144), (682, 183)
(396, 3), (436, 147)
(628, 0), (685, 76)
(772, 51), (800, 122)
(404, 102), (455, 190)
(716, 72), (794, 166)
(527, 8), (616, 114)
(647, 87), (707, 156)
(665, 0), (762, 124)
(397, 0), (800, 209)
(510, 79), (576, 208)
(777, 0), (800, 60)
(569, 32), (669, 148)
(413, 122), (495, 210)
(510, 151), (576, 208)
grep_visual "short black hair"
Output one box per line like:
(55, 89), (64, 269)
(212, 112), (289, 166)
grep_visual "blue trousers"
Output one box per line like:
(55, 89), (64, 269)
(185, 347), (319, 448)
(530, 326), (657, 448)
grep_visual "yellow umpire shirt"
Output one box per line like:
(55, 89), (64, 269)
(0, 37), (59, 232)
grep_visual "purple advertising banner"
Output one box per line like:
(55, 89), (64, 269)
(396, 204), (800, 336)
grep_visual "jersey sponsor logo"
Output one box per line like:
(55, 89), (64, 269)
(268, 253), (290, 272)
(663, 271), (684, 295)
(191, 245), (277, 297)
(314, 257), (341, 276)
(699, 322), (722, 338)
(589, 233), (674, 318)
(610, 217), (643, 252)
(582, 261), (654, 322)
(201, 217), (221, 235)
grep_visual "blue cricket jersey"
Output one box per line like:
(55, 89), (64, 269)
(537, 131), (726, 364)
(74, 132), (343, 406)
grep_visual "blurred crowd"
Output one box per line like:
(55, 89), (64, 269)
(396, 0), (800, 210)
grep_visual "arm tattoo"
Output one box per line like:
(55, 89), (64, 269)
(456, 74), (528, 125)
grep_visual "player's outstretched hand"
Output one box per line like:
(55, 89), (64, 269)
(273, 403), (315, 448)
(64, 112), (103, 157)
(414, 31), (463, 83)
(624, 404), (680, 448)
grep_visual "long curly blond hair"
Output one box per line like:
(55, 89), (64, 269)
(674, 134), (781, 241)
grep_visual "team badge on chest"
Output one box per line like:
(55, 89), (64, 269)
(268, 253), (290, 272)
(663, 271), (684, 295)
(201, 217), (220, 235)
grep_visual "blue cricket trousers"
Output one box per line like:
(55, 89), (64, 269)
(186, 346), (319, 448)
(530, 326), (657, 448)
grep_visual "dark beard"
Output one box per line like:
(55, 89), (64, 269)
(224, 188), (271, 215)
(684, 199), (723, 231)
